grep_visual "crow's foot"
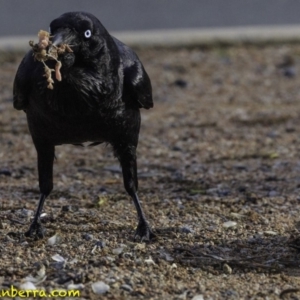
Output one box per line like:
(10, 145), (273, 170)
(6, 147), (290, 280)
(24, 221), (45, 239)
(134, 220), (155, 242)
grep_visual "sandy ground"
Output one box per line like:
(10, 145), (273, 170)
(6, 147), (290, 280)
(1, 44), (300, 299)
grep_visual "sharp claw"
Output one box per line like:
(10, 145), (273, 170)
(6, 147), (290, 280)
(25, 222), (45, 239)
(134, 220), (155, 242)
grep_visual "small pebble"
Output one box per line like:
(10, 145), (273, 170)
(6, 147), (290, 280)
(134, 243), (146, 251)
(121, 284), (133, 292)
(0, 169), (12, 176)
(268, 190), (278, 197)
(82, 233), (93, 241)
(207, 225), (217, 232)
(282, 66), (296, 78)
(61, 205), (79, 212)
(174, 79), (187, 88)
(112, 247), (124, 255)
(223, 263), (232, 274)
(17, 208), (34, 218)
(91, 281), (110, 294)
(223, 221), (237, 228)
(180, 225), (194, 234)
(95, 240), (106, 248)
(160, 250), (174, 262)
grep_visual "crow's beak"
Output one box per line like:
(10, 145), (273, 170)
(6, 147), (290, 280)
(51, 29), (74, 48)
(49, 32), (65, 54)
(49, 30), (75, 55)
(51, 32), (64, 47)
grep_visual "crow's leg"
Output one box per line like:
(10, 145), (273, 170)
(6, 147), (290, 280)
(25, 143), (55, 239)
(115, 144), (154, 241)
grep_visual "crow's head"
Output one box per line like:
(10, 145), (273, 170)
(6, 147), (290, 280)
(49, 12), (111, 63)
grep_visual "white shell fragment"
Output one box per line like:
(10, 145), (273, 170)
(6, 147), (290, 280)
(223, 221), (237, 228)
(144, 256), (156, 265)
(91, 281), (110, 294)
(51, 254), (65, 262)
(20, 281), (37, 290)
(24, 264), (46, 284)
(264, 230), (278, 236)
(192, 295), (204, 300)
(91, 245), (98, 254)
(37, 264), (46, 278)
(67, 283), (85, 290)
(24, 274), (46, 284)
(230, 212), (244, 219)
(47, 234), (59, 245)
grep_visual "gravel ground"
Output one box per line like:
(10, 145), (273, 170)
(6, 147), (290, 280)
(2, 44), (300, 299)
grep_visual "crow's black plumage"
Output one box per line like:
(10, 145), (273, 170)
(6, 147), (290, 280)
(13, 12), (154, 241)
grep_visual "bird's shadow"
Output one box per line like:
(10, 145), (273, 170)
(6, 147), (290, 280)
(153, 227), (300, 277)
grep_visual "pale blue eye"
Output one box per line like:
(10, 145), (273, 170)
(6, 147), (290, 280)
(84, 30), (92, 38)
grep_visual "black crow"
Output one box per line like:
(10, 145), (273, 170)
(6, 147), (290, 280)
(13, 12), (154, 241)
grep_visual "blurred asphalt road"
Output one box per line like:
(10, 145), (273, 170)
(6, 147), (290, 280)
(1, 0), (300, 37)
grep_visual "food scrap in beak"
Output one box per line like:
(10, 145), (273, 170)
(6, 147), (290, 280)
(29, 30), (73, 89)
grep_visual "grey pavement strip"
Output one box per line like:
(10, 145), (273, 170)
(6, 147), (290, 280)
(1, 26), (300, 51)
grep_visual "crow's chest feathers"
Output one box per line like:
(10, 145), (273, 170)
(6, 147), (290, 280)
(39, 83), (92, 116)
(36, 61), (122, 117)
(38, 71), (107, 116)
